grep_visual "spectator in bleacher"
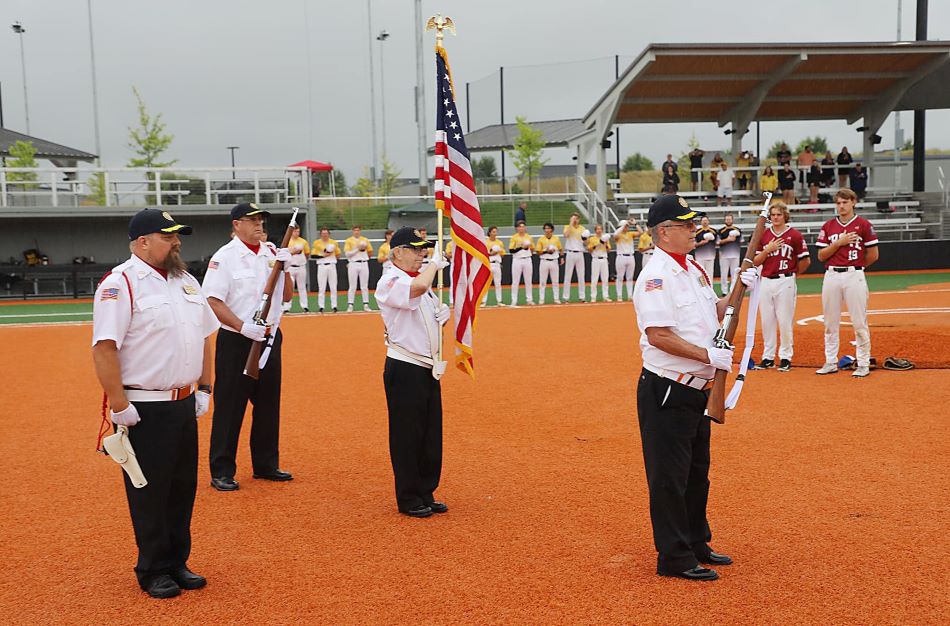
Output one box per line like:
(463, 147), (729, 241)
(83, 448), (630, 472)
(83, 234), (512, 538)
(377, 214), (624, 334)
(776, 142), (792, 166)
(736, 151), (751, 190)
(778, 162), (797, 205)
(693, 215), (718, 281)
(849, 163), (868, 199)
(709, 152), (724, 191)
(514, 202), (527, 227)
(820, 151), (836, 188)
(760, 166), (778, 196)
(749, 151), (761, 191)
(807, 161), (821, 205)
(662, 164), (680, 193)
(688, 147), (705, 191)
(796, 145), (816, 170)
(716, 161), (735, 207)
(836, 147), (853, 189)
(662, 153), (678, 174)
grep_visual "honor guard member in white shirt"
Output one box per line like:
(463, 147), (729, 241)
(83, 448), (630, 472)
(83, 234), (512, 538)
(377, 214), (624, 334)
(535, 222), (563, 305)
(633, 194), (758, 582)
(716, 214), (742, 295)
(344, 225), (374, 312)
(588, 224), (612, 302)
(508, 220), (535, 305)
(377, 229), (394, 272)
(562, 213), (589, 302)
(311, 227), (341, 313)
(375, 227), (452, 518)
(613, 218), (641, 301)
(483, 226), (507, 306)
(692, 215), (717, 285)
(202, 203), (294, 492)
(284, 225), (310, 313)
(92, 209), (218, 598)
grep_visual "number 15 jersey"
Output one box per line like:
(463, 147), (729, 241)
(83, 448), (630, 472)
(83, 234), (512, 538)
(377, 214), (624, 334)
(757, 226), (809, 277)
(816, 215), (878, 267)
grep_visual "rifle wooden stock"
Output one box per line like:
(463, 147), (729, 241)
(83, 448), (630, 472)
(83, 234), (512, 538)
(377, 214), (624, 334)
(243, 209), (299, 380)
(704, 195), (771, 424)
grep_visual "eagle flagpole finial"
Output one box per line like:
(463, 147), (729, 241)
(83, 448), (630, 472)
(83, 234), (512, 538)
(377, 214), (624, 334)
(425, 13), (455, 49)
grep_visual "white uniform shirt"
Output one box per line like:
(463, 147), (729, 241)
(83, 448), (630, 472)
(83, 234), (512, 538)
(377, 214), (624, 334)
(614, 229), (637, 254)
(486, 239), (504, 264)
(92, 254), (219, 390)
(633, 247), (720, 379)
(202, 237), (285, 333)
(563, 225), (586, 252)
(375, 265), (440, 368)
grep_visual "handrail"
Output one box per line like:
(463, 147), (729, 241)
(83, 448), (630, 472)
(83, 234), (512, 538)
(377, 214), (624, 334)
(576, 176), (623, 230)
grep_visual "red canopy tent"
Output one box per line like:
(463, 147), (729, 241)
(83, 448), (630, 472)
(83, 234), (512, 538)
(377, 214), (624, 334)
(287, 160), (336, 196)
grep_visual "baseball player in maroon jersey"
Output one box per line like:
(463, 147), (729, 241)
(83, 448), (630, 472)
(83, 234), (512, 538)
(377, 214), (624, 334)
(752, 201), (810, 372)
(815, 188), (880, 377)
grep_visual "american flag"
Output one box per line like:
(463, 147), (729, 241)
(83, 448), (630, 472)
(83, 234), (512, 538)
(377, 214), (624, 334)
(100, 287), (119, 301)
(434, 46), (492, 376)
(645, 279), (664, 292)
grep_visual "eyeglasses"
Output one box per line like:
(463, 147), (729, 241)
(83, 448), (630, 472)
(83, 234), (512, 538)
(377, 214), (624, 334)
(660, 221), (695, 231)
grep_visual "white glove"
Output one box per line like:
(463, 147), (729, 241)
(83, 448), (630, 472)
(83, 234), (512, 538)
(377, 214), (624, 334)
(731, 229), (740, 238)
(435, 303), (450, 325)
(275, 248), (292, 264)
(431, 247), (449, 270)
(704, 232), (714, 241)
(326, 243), (335, 252)
(110, 403), (141, 426)
(600, 233), (610, 243)
(492, 245), (501, 253)
(706, 347), (735, 372)
(359, 242), (367, 251)
(522, 241), (531, 249)
(581, 229), (591, 239)
(547, 245), (555, 253)
(241, 321), (268, 342)
(194, 390), (211, 417)
(740, 267), (759, 288)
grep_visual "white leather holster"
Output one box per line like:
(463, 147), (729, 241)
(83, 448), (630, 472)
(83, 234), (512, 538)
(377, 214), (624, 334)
(102, 425), (148, 488)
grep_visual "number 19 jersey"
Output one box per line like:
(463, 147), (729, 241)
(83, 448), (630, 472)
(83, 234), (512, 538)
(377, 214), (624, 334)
(816, 215), (878, 267)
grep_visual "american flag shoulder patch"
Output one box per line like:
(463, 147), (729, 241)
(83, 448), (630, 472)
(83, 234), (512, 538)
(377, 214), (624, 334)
(100, 287), (120, 301)
(208, 260), (219, 270)
(644, 278), (663, 292)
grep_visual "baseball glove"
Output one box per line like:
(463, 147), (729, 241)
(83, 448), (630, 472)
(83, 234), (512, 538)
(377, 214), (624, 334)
(883, 356), (915, 371)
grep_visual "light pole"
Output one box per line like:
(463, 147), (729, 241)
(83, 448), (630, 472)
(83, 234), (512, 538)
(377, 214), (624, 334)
(377, 29), (390, 162)
(227, 146), (239, 180)
(413, 0), (428, 194)
(87, 1), (102, 166)
(365, 0), (379, 186)
(11, 22), (30, 135)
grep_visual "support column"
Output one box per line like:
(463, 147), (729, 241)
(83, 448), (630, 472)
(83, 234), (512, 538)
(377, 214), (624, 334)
(575, 145), (585, 201)
(596, 141), (607, 200)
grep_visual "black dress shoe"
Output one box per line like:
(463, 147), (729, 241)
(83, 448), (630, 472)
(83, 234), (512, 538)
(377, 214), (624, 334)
(252, 469), (294, 481)
(698, 551), (733, 566)
(427, 501), (448, 514)
(210, 477), (239, 491)
(142, 574), (181, 598)
(401, 504), (433, 518)
(658, 566), (719, 581)
(170, 567), (207, 590)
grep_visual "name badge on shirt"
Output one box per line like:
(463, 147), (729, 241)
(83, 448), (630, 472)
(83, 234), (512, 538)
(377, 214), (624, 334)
(183, 284), (199, 295)
(268, 259), (276, 269)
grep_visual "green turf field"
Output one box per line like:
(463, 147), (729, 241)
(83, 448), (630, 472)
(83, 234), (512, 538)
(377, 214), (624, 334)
(1, 271), (947, 325)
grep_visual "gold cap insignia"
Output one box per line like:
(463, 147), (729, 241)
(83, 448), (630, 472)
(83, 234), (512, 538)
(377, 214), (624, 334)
(162, 211), (174, 221)
(678, 197), (689, 209)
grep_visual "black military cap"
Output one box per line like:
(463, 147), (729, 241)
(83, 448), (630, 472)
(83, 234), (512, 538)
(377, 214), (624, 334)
(128, 208), (193, 240)
(646, 194), (701, 227)
(390, 226), (434, 249)
(230, 202), (271, 220)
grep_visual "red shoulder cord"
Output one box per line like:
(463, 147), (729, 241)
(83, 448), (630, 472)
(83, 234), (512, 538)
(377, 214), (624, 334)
(95, 271), (133, 453)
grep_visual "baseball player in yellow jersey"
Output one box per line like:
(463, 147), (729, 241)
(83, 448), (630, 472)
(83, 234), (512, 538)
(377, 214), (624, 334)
(588, 224), (612, 302)
(562, 213), (589, 302)
(638, 229), (655, 268)
(484, 226), (506, 306)
(311, 227), (341, 313)
(284, 226), (311, 313)
(614, 219), (641, 301)
(508, 220), (535, 305)
(377, 229), (394, 272)
(344, 225), (374, 312)
(418, 227), (433, 271)
(535, 222), (563, 305)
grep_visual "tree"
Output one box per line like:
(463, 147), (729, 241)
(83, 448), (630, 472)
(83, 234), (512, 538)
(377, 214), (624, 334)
(795, 136), (829, 155)
(6, 140), (38, 185)
(379, 156), (402, 197)
(472, 156), (498, 182)
(314, 168), (347, 196)
(622, 152), (654, 172)
(506, 116), (548, 193)
(127, 86), (176, 169)
(351, 167), (376, 197)
(87, 172), (107, 205)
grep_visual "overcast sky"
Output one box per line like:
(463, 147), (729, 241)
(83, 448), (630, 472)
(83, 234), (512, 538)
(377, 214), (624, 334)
(2, 0), (949, 183)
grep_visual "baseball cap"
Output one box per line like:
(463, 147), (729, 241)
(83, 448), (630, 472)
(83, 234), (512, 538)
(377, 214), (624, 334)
(230, 202), (271, 220)
(390, 226), (434, 249)
(646, 194), (701, 227)
(128, 208), (193, 240)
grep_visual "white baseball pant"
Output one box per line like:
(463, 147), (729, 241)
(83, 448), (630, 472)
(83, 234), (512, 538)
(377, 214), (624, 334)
(347, 261), (369, 307)
(590, 257), (609, 301)
(720, 256), (740, 294)
(286, 265), (308, 311)
(511, 256), (534, 305)
(483, 261), (503, 305)
(316, 264), (338, 310)
(562, 251), (586, 301)
(822, 268), (871, 367)
(538, 258), (560, 304)
(759, 274), (798, 360)
(614, 254), (636, 301)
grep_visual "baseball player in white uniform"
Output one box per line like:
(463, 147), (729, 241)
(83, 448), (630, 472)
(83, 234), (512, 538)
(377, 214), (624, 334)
(508, 220), (535, 306)
(613, 219), (640, 301)
(311, 227), (341, 313)
(562, 213), (588, 303)
(483, 226), (506, 306)
(284, 226), (310, 313)
(588, 224), (612, 302)
(692, 216), (717, 283)
(716, 214), (742, 295)
(344, 225), (373, 312)
(534, 222), (563, 305)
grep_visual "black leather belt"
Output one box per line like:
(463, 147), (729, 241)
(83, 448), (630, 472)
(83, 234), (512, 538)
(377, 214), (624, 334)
(566, 250), (583, 254)
(351, 260), (368, 263)
(618, 253), (635, 256)
(831, 266), (862, 272)
(766, 273), (795, 279)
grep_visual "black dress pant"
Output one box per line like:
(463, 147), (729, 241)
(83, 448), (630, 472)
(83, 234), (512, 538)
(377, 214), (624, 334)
(382, 357), (443, 512)
(636, 368), (713, 574)
(122, 396), (197, 586)
(210, 328), (282, 479)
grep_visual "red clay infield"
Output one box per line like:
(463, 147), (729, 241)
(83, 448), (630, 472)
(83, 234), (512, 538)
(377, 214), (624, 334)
(1, 287), (948, 623)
